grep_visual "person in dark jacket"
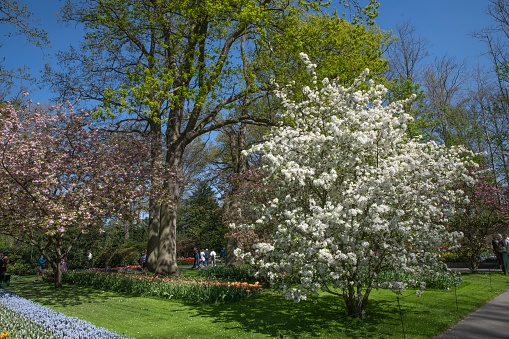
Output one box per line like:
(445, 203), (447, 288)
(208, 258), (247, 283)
(220, 248), (226, 264)
(493, 234), (504, 268)
(193, 248), (200, 269)
(36, 255), (45, 281)
(0, 251), (8, 277)
(204, 249), (210, 266)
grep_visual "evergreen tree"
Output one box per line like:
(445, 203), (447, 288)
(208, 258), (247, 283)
(178, 182), (225, 251)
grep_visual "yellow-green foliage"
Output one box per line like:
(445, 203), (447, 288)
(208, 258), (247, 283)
(254, 12), (392, 93)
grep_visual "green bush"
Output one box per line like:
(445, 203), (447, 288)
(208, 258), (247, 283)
(198, 265), (258, 282)
(1, 248), (37, 276)
(8, 260), (33, 276)
(94, 247), (140, 268)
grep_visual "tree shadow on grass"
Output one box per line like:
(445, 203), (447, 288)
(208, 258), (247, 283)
(193, 292), (402, 338)
(6, 282), (122, 308)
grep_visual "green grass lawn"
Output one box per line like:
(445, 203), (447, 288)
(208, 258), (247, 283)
(5, 272), (509, 338)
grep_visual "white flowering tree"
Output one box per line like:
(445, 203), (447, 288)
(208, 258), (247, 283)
(237, 54), (476, 317)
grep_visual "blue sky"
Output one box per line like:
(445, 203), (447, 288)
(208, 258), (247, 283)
(0, 0), (495, 104)
(376, 0), (491, 62)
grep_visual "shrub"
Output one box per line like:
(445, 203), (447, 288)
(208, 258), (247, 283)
(7, 260), (32, 276)
(176, 237), (196, 258)
(95, 247), (140, 268)
(198, 265), (257, 282)
(1, 248), (35, 276)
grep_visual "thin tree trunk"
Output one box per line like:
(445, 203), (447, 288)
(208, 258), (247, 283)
(53, 237), (63, 288)
(343, 285), (371, 318)
(226, 123), (247, 266)
(124, 222), (130, 239)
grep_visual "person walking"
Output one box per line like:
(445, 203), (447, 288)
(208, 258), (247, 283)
(493, 234), (503, 268)
(62, 257), (68, 272)
(193, 248), (200, 269)
(87, 251), (93, 268)
(199, 249), (205, 269)
(139, 250), (146, 269)
(210, 249), (216, 267)
(501, 234), (509, 275)
(36, 255), (45, 281)
(204, 249), (210, 266)
(220, 248), (226, 264)
(0, 251), (8, 278)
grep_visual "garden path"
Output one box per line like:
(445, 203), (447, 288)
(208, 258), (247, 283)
(434, 288), (509, 338)
(436, 267), (509, 338)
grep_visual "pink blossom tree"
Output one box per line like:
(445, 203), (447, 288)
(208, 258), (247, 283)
(0, 100), (171, 287)
(220, 169), (273, 264)
(447, 169), (509, 272)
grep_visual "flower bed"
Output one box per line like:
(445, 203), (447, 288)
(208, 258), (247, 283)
(86, 260), (195, 272)
(480, 255), (497, 262)
(1, 303), (58, 339)
(63, 271), (262, 304)
(0, 289), (131, 339)
(442, 252), (497, 263)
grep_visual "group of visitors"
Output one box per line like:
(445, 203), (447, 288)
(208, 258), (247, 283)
(492, 234), (509, 275)
(192, 248), (226, 269)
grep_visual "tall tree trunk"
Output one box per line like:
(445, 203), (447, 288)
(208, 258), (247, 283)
(154, 148), (183, 276)
(53, 260), (62, 289)
(145, 128), (163, 272)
